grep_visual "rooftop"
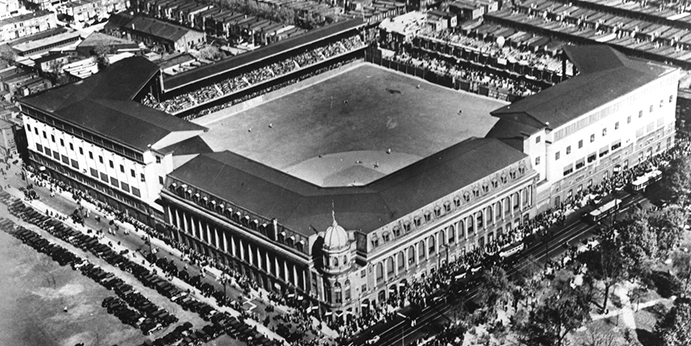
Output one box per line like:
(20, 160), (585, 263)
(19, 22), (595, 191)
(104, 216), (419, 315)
(199, 64), (506, 187)
(163, 18), (365, 91)
(170, 137), (527, 236)
(20, 57), (206, 152)
(491, 45), (675, 131)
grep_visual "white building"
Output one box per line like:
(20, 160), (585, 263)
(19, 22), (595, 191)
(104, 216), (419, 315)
(19, 56), (209, 224)
(488, 45), (679, 211)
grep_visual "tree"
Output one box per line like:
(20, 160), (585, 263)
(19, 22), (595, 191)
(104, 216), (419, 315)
(199, 45), (224, 61)
(655, 297), (691, 346)
(662, 156), (691, 206)
(578, 230), (632, 311)
(517, 285), (591, 346)
(672, 250), (691, 295)
(648, 205), (688, 259)
(477, 267), (512, 318)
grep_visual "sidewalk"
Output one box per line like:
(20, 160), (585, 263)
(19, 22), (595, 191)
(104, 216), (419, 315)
(5, 184), (289, 344)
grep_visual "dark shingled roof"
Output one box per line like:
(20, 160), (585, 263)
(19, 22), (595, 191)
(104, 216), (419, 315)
(20, 57), (206, 151)
(162, 18), (365, 91)
(491, 45), (673, 130)
(168, 138), (527, 236)
(161, 135), (213, 155)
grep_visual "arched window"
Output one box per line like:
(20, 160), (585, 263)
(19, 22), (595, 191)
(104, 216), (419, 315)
(386, 257), (394, 275)
(332, 257), (339, 267)
(448, 226), (455, 244)
(476, 211), (483, 229)
(334, 282), (342, 304)
(376, 262), (384, 282)
(344, 280), (351, 301)
(408, 246), (415, 265)
(428, 235), (435, 256)
(454, 196), (461, 207)
(398, 252), (405, 270)
(486, 205), (493, 224)
(418, 242), (425, 260)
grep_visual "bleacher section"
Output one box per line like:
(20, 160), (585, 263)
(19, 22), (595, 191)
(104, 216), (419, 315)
(140, 20), (366, 116)
(485, 0), (691, 69)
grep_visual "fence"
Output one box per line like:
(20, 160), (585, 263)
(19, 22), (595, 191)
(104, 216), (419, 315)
(367, 53), (520, 102)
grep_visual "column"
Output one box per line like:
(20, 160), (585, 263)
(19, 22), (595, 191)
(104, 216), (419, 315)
(222, 229), (228, 253)
(382, 259), (389, 283)
(394, 254), (399, 277)
(404, 248), (410, 272)
(292, 265), (298, 286)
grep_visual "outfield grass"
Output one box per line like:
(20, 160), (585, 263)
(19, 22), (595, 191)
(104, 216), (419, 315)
(201, 63), (506, 184)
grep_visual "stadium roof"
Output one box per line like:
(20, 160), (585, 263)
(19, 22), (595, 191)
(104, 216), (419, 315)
(162, 18), (365, 91)
(168, 137), (528, 236)
(491, 45), (674, 132)
(20, 57), (206, 152)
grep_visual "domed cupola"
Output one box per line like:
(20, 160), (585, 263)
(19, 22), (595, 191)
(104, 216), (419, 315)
(323, 213), (349, 252)
(321, 210), (351, 274)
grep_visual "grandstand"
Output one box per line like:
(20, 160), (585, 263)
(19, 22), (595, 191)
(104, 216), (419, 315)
(485, 0), (691, 69)
(138, 18), (367, 117)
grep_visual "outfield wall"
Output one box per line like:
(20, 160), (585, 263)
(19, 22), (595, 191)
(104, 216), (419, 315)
(192, 59), (365, 127)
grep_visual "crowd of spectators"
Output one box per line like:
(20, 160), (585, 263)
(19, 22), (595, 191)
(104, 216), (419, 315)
(183, 56), (362, 120)
(390, 51), (542, 96)
(329, 135), (691, 342)
(419, 29), (569, 75)
(22, 114), (691, 345)
(141, 35), (365, 114)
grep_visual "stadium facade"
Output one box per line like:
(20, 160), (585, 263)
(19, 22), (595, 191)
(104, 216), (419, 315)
(488, 45), (680, 212)
(17, 32), (678, 319)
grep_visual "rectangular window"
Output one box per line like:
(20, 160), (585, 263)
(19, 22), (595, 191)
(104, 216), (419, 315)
(627, 116), (632, 124)
(61, 155), (69, 164)
(575, 159), (585, 169)
(590, 134), (595, 143)
(70, 159), (78, 169)
(159, 176), (164, 185)
(566, 146), (571, 155)
(670, 95), (674, 103)
(131, 187), (141, 197)
(587, 153), (596, 163)
(140, 173), (145, 182)
(120, 164), (124, 173)
(100, 172), (108, 182)
(563, 165), (573, 176)
(36, 143), (43, 152)
(615, 122), (619, 130)
(649, 105), (653, 113)
(78, 147), (83, 155)
(155, 156), (161, 164)
(611, 141), (621, 151)
(535, 156), (540, 165)
(98, 156), (103, 164)
(90, 168), (98, 178)
(109, 160), (113, 169)
(110, 176), (118, 187)
(639, 110), (643, 118)
(130, 169), (135, 177)
(555, 151), (560, 160)
(69, 143), (73, 150)
(602, 128), (607, 136)
(578, 140), (583, 148)
(45, 147), (52, 156)
(120, 182), (129, 192)
(88, 151), (93, 159)
(34, 128), (38, 135)
(51, 134), (55, 142)
(26, 124), (31, 132)
(42, 131), (46, 139)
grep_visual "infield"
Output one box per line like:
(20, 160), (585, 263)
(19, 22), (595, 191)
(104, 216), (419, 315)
(199, 63), (507, 187)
